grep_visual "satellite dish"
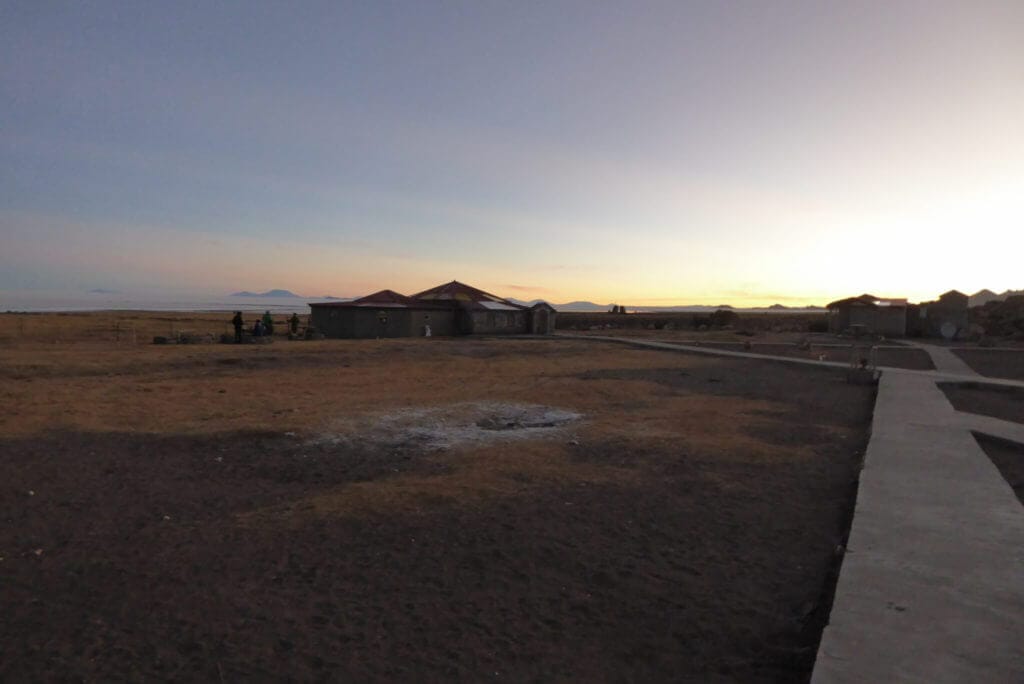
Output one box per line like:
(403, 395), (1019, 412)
(940, 321), (957, 340)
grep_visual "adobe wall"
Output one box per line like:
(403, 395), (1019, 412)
(310, 307), (455, 338)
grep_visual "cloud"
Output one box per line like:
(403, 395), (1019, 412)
(503, 284), (551, 293)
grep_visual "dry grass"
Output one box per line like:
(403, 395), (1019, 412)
(1, 313), (874, 681)
(1, 312), (854, 522)
(0, 311), (295, 346)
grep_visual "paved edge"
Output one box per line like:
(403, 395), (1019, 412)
(555, 334), (1024, 387)
(811, 373), (1024, 683)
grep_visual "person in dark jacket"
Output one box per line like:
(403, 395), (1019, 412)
(231, 311), (244, 343)
(289, 313), (300, 335)
(262, 310), (274, 335)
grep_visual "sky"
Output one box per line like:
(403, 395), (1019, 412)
(2, 1), (1022, 306)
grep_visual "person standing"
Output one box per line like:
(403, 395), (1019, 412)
(262, 310), (274, 335)
(289, 313), (300, 335)
(231, 311), (244, 343)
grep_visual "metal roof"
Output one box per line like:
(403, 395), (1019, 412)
(309, 281), (529, 311)
(477, 300), (522, 311)
(411, 280), (526, 309)
(353, 289), (417, 306)
(826, 294), (908, 309)
(309, 289), (449, 310)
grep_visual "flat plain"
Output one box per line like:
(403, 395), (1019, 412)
(1, 312), (875, 681)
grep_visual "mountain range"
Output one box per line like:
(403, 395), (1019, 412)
(969, 289), (1024, 307)
(230, 289), (301, 298)
(508, 299), (824, 313)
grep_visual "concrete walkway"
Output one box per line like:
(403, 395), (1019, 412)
(813, 373), (1024, 683)
(557, 334), (1024, 680)
(905, 340), (979, 377)
(954, 412), (1024, 445)
(560, 334), (1024, 388)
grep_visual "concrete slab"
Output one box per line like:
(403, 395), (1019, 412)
(556, 334), (851, 369)
(956, 412), (1024, 445)
(557, 335), (1024, 388)
(906, 341), (979, 377)
(813, 373), (1024, 683)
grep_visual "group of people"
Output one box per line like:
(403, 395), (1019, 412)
(231, 311), (301, 343)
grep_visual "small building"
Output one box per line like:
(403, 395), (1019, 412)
(826, 294), (908, 337)
(528, 302), (557, 334)
(907, 290), (969, 339)
(308, 280), (557, 339)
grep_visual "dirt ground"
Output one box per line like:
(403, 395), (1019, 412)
(952, 348), (1024, 381)
(1, 313), (875, 681)
(973, 434), (1024, 507)
(940, 383), (1024, 425)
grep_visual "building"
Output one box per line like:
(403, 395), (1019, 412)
(308, 289), (455, 338)
(308, 280), (557, 338)
(907, 290), (969, 339)
(826, 294), (908, 337)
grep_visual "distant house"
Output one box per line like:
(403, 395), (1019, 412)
(826, 294), (908, 337)
(308, 280), (557, 338)
(827, 290), (972, 339)
(907, 290), (969, 339)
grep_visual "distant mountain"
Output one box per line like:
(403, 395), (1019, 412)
(88, 288), (120, 294)
(230, 289), (301, 298)
(970, 288), (1024, 307)
(555, 301), (609, 312)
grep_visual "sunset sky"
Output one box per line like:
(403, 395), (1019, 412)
(2, 1), (1022, 306)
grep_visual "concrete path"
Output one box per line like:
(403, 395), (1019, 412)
(559, 334), (1024, 388)
(813, 373), (1024, 683)
(905, 340), (979, 377)
(954, 412), (1024, 445)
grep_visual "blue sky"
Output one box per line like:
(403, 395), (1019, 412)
(2, 1), (1022, 304)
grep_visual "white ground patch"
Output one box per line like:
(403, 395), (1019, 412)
(311, 402), (583, 452)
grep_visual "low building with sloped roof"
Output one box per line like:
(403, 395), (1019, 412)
(308, 289), (456, 338)
(826, 294), (908, 337)
(308, 281), (556, 338)
(906, 290), (969, 339)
